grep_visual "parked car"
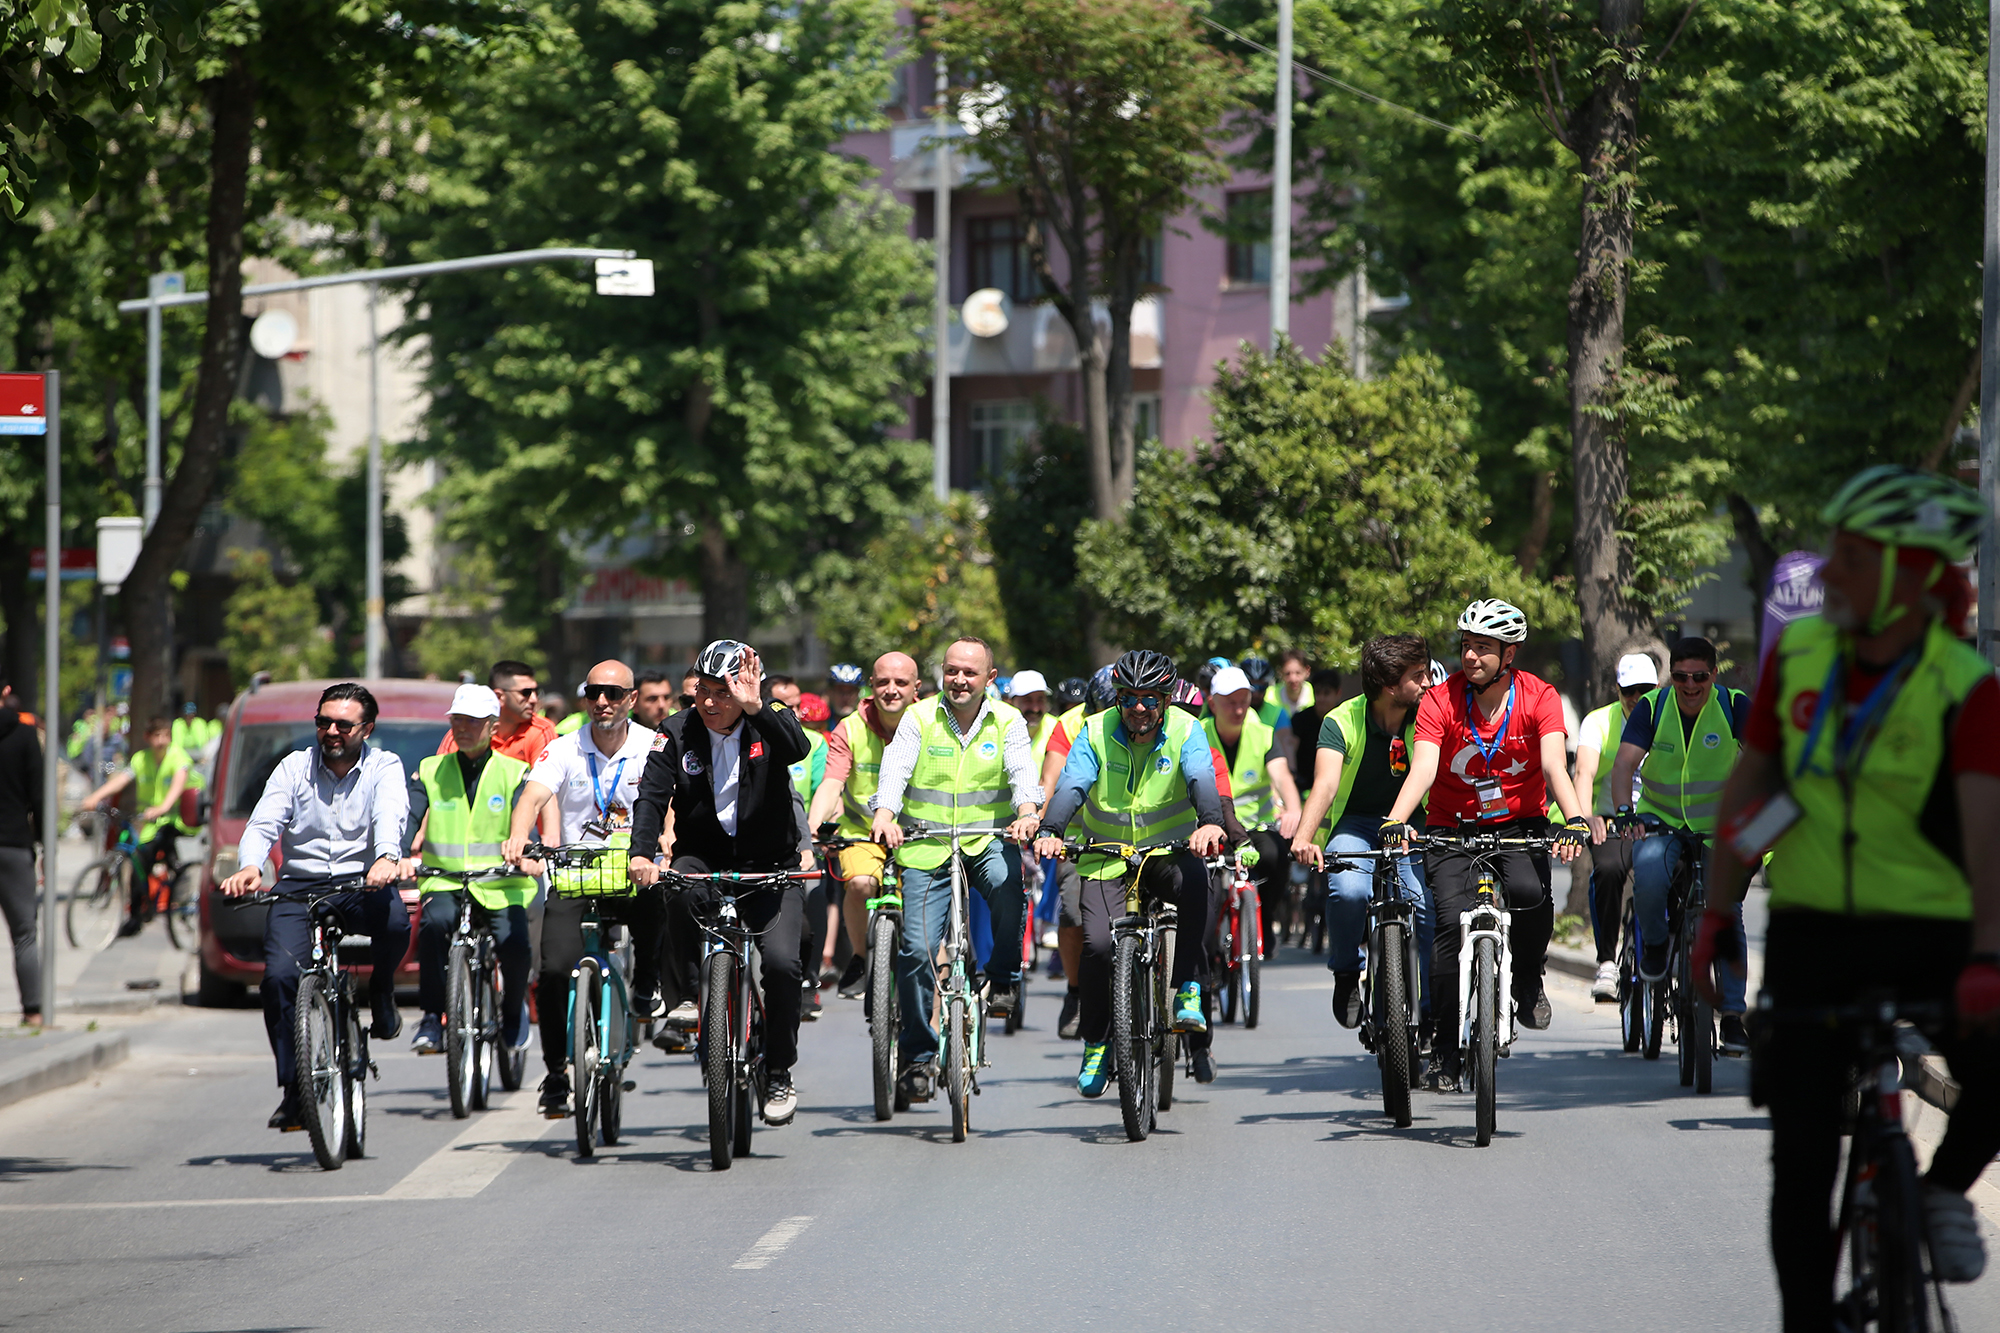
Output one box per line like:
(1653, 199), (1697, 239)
(191, 677), (460, 1006)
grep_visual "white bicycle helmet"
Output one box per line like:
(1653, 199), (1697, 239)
(1429, 658), (1452, 686)
(1457, 598), (1528, 644)
(695, 639), (751, 681)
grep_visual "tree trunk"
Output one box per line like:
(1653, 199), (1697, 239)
(1566, 0), (1650, 709)
(1727, 492), (1779, 662)
(126, 56), (257, 718)
(1076, 311), (1115, 523)
(697, 517), (751, 643)
(1515, 469), (1555, 574)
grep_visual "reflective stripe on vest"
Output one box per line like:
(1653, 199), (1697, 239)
(1077, 708), (1198, 879)
(1634, 687), (1738, 832)
(1204, 709), (1276, 826)
(899, 696), (1021, 871)
(836, 710), (890, 837)
(417, 752), (537, 907)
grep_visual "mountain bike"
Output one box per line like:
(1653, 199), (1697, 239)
(1668, 830), (1716, 1094)
(664, 865), (818, 1171)
(65, 810), (199, 950)
(538, 841), (639, 1159)
(1749, 996), (1957, 1332)
(1326, 846), (1423, 1128)
(1205, 841), (1262, 1028)
(817, 831), (905, 1121)
(413, 866), (530, 1119)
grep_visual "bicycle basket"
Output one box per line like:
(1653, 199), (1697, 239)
(548, 834), (635, 899)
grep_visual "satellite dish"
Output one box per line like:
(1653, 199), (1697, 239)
(962, 288), (1010, 339)
(249, 309), (298, 359)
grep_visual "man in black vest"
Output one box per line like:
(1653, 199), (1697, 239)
(630, 639), (814, 1124)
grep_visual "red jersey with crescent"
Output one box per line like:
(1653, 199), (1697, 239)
(1413, 669), (1567, 823)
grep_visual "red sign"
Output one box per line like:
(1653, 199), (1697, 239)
(0, 372), (46, 436)
(577, 567), (694, 609)
(29, 548), (96, 581)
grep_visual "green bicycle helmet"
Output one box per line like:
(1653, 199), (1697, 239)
(1823, 465), (1985, 563)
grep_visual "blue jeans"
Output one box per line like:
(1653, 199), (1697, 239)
(896, 840), (1023, 1064)
(1325, 814), (1433, 986)
(1633, 829), (1747, 1013)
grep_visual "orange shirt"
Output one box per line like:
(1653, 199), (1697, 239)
(437, 713), (557, 765)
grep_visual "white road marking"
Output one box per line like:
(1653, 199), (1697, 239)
(732, 1215), (815, 1270)
(0, 1195), (379, 1211)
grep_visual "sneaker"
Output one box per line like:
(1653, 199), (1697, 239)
(900, 1060), (935, 1103)
(665, 999), (699, 1030)
(1045, 951), (1065, 980)
(1639, 942), (1670, 983)
(268, 1093), (303, 1132)
(1926, 1185), (1987, 1282)
(1591, 961), (1619, 1002)
(505, 1001), (531, 1051)
(1058, 987), (1081, 1040)
(1077, 1042), (1112, 1098)
(410, 1013), (444, 1055)
(1719, 1014), (1750, 1055)
(1173, 982), (1207, 1033)
(763, 1070), (798, 1125)
(818, 964), (840, 987)
(370, 985), (402, 1041)
(1426, 1055), (1461, 1093)
(538, 1072), (571, 1118)
(1515, 979), (1551, 1030)
(803, 987), (821, 1022)
(117, 917), (145, 939)
(836, 955), (868, 998)
(988, 982), (1019, 1019)
(632, 988), (665, 1023)
(1331, 971), (1364, 1029)
(651, 1028), (688, 1054)
(1191, 1047), (1216, 1084)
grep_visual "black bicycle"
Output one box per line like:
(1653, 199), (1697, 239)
(1614, 826), (1716, 1091)
(817, 830), (905, 1121)
(1327, 847), (1424, 1128)
(413, 867), (530, 1118)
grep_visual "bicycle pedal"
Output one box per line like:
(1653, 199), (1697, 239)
(367, 1060), (381, 1079)
(622, 1080), (636, 1091)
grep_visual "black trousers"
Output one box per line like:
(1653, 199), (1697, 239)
(262, 885), (409, 1089)
(1588, 834), (1635, 963)
(1762, 911), (2000, 1333)
(1077, 850), (1213, 1051)
(130, 829), (176, 919)
(660, 854), (808, 1075)
(1423, 819), (1553, 1060)
(416, 891), (531, 1034)
(1243, 828), (1288, 954)
(536, 889), (663, 1077)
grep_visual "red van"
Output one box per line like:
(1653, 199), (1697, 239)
(192, 678), (460, 1006)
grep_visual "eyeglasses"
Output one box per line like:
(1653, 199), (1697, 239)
(1118, 692), (1165, 711)
(1670, 670), (1713, 684)
(505, 685), (540, 698)
(313, 716), (360, 733)
(583, 683), (630, 703)
(1619, 685), (1651, 699)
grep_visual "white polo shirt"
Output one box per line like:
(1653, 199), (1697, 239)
(526, 722), (654, 846)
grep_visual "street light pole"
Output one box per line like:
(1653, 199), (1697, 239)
(365, 284), (386, 678)
(933, 51), (953, 504)
(1270, 0), (1293, 346)
(1981, 0), (2000, 665)
(40, 372), (60, 1026)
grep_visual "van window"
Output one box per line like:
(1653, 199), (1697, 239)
(225, 721), (445, 819)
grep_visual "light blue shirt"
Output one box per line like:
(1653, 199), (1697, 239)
(1052, 715), (1216, 793)
(238, 740), (409, 883)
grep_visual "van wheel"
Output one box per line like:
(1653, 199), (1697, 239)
(197, 958), (247, 1008)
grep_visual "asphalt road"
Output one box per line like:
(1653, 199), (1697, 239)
(4, 944), (1998, 1332)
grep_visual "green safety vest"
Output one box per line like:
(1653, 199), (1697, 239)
(1203, 708), (1277, 826)
(1769, 615), (1991, 920)
(1579, 701), (1626, 814)
(788, 728), (827, 811)
(556, 711), (583, 736)
(899, 696), (1022, 871)
(1319, 693), (1419, 833)
(1025, 711), (1056, 776)
(416, 752), (537, 907)
(131, 744), (191, 841)
(1077, 708), (1200, 880)
(833, 709), (891, 839)
(1635, 686), (1742, 832)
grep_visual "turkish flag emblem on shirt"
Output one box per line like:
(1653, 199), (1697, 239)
(748, 740), (764, 760)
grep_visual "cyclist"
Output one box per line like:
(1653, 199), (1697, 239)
(403, 684), (536, 1059)
(1572, 653), (1658, 1000)
(1008, 670), (1054, 770)
(1035, 665), (1118, 1037)
(871, 636), (1042, 1102)
(1240, 654), (1281, 729)
(1035, 650), (1229, 1092)
(632, 668), (674, 730)
(218, 683), (410, 1132)
(1702, 465), (2000, 1318)
(808, 652), (919, 999)
(82, 714), (190, 938)
(827, 662), (865, 724)
(1606, 636), (1750, 1051)
(1273, 649), (1314, 725)
(1382, 599), (1589, 1090)
(630, 640), (816, 1126)
(439, 660), (556, 764)
(1203, 665), (1303, 956)
(501, 660), (658, 1116)
(1291, 635), (1433, 1032)
(768, 675), (830, 1018)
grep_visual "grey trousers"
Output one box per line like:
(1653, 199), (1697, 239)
(0, 847), (41, 1017)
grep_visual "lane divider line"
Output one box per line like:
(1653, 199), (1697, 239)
(732, 1216), (815, 1270)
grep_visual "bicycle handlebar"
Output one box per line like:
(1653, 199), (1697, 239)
(898, 822), (1018, 840)
(411, 865), (527, 885)
(660, 868), (821, 893)
(239, 875), (375, 904)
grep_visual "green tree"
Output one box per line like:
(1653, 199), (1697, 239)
(1077, 343), (1572, 668)
(988, 415), (1092, 677)
(218, 548), (332, 688)
(814, 492), (1010, 678)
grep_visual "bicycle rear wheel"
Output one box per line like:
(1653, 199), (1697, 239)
(66, 857), (124, 951)
(446, 942), (475, 1119)
(472, 952), (499, 1112)
(1112, 935), (1153, 1142)
(703, 950), (737, 1171)
(1679, 913), (1714, 1095)
(1617, 901), (1642, 1054)
(1156, 930), (1177, 1113)
(1472, 937), (1498, 1148)
(343, 997), (368, 1160)
(571, 963), (600, 1158)
(869, 914), (897, 1121)
(1241, 888), (1262, 1030)
(735, 971), (759, 1158)
(163, 863), (201, 951)
(293, 973), (347, 1171)
(1377, 921), (1413, 1128)
(1643, 976), (1665, 1061)
(946, 995), (970, 1142)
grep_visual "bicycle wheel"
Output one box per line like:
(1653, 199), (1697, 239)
(703, 950), (737, 1171)
(1218, 892), (1239, 1026)
(1112, 934), (1152, 1142)
(343, 997), (368, 1161)
(1156, 929), (1178, 1114)
(600, 1064), (623, 1147)
(571, 963), (600, 1158)
(1617, 902), (1642, 1054)
(1679, 914), (1714, 1095)
(1643, 976), (1665, 1061)
(163, 863), (201, 951)
(946, 995), (970, 1142)
(293, 973), (347, 1171)
(735, 972), (758, 1158)
(1472, 936), (1498, 1149)
(1377, 920), (1413, 1128)
(497, 987), (527, 1094)
(66, 856), (124, 951)
(446, 942), (476, 1119)
(1241, 888), (1262, 1030)
(869, 914), (897, 1121)
(471, 953), (498, 1112)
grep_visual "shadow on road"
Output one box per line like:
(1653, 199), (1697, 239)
(0, 1156), (129, 1182)
(182, 1151), (327, 1173)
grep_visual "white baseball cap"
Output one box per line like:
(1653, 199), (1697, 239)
(1208, 666), (1252, 697)
(1616, 653), (1660, 688)
(1008, 670), (1049, 698)
(448, 683), (501, 719)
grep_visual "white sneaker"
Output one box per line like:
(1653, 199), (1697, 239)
(1925, 1185), (1987, 1282)
(763, 1072), (798, 1125)
(665, 1000), (699, 1030)
(1591, 961), (1619, 1002)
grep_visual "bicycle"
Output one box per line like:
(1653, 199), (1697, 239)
(1748, 995), (1957, 1332)
(816, 831), (905, 1121)
(662, 864), (818, 1171)
(238, 879), (378, 1171)
(1204, 841), (1261, 1029)
(1325, 847), (1424, 1128)
(536, 840), (640, 1159)
(412, 866), (531, 1119)
(1613, 825), (1716, 1092)
(1066, 838), (1193, 1143)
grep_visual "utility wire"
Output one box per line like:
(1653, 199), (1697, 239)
(1197, 14), (1483, 144)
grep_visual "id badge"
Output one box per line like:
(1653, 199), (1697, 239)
(1720, 790), (1801, 864)
(1473, 776), (1508, 821)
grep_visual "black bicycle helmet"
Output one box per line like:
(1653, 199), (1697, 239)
(1054, 676), (1088, 711)
(1240, 655), (1273, 689)
(1084, 665), (1119, 713)
(1111, 649), (1177, 694)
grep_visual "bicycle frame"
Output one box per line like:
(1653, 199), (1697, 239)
(899, 824), (1015, 1079)
(1327, 848), (1424, 1056)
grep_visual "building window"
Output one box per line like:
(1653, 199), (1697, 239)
(967, 215), (1038, 303)
(970, 400), (1037, 481)
(1138, 229), (1164, 287)
(1132, 394), (1162, 445)
(1225, 189), (1272, 287)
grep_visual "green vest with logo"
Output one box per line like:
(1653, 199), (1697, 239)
(1319, 693), (1419, 834)
(899, 697), (1021, 871)
(1769, 615), (1991, 920)
(131, 744), (192, 842)
(834, 709), (891, 839)
(417, 752), (537, 907)
(788, 728), (827, 811)
(1635, 686), (1741, 832)
(1203, 709), (1278, 826)
(1078, 708), (1200, 880)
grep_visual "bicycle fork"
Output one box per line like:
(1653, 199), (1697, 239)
(1456, 885), (1515, 1054)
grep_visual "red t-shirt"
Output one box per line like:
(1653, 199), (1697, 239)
(1742, 656), (2000, 777)
(1414, 669), (1567, 824)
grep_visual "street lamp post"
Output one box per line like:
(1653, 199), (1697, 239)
(933, 52), (952, 504)
(1271, 0), (1293, 346)
(1981, 0), (2000, 665)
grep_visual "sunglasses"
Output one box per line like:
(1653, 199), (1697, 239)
(583, 684), (631, 703)
(313, 716), (360, 733)
(1118, 692), (1166, 711)
(505, 685), (540, 697)
(1670, 670), (1713, 684)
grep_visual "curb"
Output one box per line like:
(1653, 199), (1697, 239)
(1546, 943), (1599, 984)
(0, 1031), (130, 1111)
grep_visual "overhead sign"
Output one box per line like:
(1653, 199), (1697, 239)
(29, 548), (95, 581)
(595, 258), (655, 297)
(0, 372), (46, 435)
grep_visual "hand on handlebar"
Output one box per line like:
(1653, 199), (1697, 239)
(628, 856), (661, 887)
(1585, 814), (1608, 846)
(1033, 833), (1064, 861)
(219, 866), (263, 897)
(1005, 814), (1041, 846)
(1379, 818), (1412, 853)
(1291, 833), (1324, 870)
(1552, 816), (1590, 865)
(1277, 807), (1301, 841)
(364, 856), (401, 888)
(1190, 824), (1226, 858)
(871, 809), (904, 851)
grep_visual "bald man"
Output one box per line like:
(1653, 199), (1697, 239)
(809, 651), (920, 995)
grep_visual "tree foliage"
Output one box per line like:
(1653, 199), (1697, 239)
(813, 492), (1010, 679)
(987, 415), (1092, 676)
(219, 549), (333, 689)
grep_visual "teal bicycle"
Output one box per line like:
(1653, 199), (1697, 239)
(535, 837), (639, 1158)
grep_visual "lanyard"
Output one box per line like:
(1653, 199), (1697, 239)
(1793, 646), (1918, 782)
(1465, 678), (1515, 771)
(583, 746), (629, 817)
